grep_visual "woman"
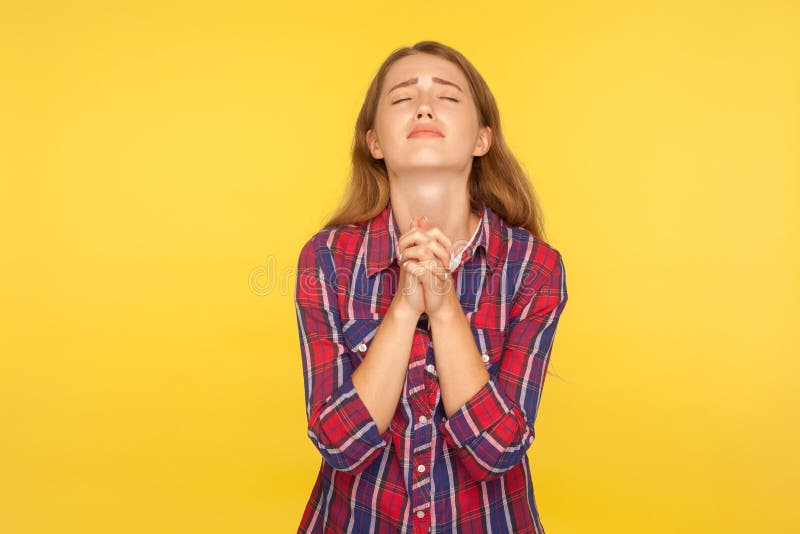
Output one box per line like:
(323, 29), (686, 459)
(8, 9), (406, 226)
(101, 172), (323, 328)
(294, 40), (568, 533)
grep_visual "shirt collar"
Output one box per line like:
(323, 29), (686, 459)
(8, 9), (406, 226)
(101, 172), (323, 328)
(364, 197), (501, 278)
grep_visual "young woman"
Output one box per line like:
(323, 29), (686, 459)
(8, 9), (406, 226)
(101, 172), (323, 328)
(294, 40), (569, 534)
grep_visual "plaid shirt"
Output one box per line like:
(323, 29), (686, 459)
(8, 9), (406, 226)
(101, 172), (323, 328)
(294, 198), (568, 533)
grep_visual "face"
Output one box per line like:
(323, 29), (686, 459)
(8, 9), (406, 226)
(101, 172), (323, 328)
(366, 53), (491, 177)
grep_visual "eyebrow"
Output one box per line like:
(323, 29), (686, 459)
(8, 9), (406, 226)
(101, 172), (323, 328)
(387, 77), (464, 95)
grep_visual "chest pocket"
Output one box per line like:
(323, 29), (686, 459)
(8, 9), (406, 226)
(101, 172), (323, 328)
(341, 314), (382, 366)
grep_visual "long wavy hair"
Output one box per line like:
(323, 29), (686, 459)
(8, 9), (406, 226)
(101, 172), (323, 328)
(321, 40), (548, 242)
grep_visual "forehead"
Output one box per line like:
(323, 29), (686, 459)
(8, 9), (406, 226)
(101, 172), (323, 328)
(383, 53), (468, 89)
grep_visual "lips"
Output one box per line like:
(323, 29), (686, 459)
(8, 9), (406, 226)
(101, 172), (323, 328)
(408, 126), (444, 138)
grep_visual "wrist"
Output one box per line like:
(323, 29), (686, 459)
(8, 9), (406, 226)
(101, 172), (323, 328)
(428, 295), (463, 326)
(389, 297), (422, 325)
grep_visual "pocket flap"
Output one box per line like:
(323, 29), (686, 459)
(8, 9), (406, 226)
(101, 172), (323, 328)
(470, 326), (506, 367)
(341, 315), (382, 359)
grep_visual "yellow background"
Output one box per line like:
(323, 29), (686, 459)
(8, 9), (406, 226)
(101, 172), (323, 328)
(1, 1), (798, 532)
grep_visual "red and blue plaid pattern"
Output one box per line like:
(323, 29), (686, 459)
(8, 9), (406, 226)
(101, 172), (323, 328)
(295, 198), (568, 533)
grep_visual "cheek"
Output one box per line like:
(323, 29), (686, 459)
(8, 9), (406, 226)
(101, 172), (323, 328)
(375, 111), (405, 140)
(450, 126), (479, 150)
(444, 109), (478, 133)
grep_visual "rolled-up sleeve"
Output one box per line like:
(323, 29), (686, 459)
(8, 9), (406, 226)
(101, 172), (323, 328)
(294, 236), (392, 475)
(439, 249), (568, 482)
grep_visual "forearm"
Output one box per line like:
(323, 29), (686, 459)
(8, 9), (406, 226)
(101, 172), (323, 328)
(429, 299), (490, 418)
(351, 299), (419, 434)
(430, 301), (527, 482)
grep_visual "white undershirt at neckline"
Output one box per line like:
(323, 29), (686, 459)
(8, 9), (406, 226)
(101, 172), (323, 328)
(449, 211), (482, 272)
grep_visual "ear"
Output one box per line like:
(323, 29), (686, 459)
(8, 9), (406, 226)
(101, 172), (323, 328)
(472, 125), (492, 157)
(366, 128), (384, 160)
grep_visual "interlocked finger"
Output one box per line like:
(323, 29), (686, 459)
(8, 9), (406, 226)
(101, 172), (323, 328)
(398, 227), (453, 259)
(401, 257), (451, 284)
(399, 242), (450, 272)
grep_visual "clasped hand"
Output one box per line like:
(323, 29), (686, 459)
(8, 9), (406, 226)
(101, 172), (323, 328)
(396, 215), (462, 320)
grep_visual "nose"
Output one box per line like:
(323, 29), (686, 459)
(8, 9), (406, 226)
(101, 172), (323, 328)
(415, 93), (435, 119)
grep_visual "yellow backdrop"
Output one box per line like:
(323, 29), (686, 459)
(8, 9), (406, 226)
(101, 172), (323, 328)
(1, 1), (798, 532)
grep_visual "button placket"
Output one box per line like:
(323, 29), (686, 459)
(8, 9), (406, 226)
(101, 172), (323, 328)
(407, 329), (434, 522)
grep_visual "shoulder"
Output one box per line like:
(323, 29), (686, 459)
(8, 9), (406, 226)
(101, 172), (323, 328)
(495, 221), (567, 317)
(297, 222), (366, 269)
(494, 218), (564, 280)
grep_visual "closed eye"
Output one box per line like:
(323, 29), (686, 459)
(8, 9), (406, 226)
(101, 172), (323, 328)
(390, 96), (460, 105)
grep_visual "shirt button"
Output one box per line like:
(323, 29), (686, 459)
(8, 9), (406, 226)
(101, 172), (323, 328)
(416, 510), (425, 518)
(481, 353), (490, 362)
(426, 364), (435, 373)
(357, 343), (367, 352)
(419, 415), (427, 424)
(417, 464), (426, 473)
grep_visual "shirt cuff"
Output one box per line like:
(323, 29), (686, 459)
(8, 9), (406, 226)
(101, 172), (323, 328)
(438, 379), (513, 448)
(317, 372), (393, 451)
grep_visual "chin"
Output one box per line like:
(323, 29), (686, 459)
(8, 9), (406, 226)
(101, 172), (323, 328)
(396, 160), (453, 173)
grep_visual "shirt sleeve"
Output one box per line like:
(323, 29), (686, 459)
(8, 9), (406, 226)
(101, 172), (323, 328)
(438, 248), (569, 482)
(294, 235), (393, 475)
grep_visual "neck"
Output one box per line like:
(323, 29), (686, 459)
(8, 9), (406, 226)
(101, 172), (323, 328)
(389, 175), (480, 250)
